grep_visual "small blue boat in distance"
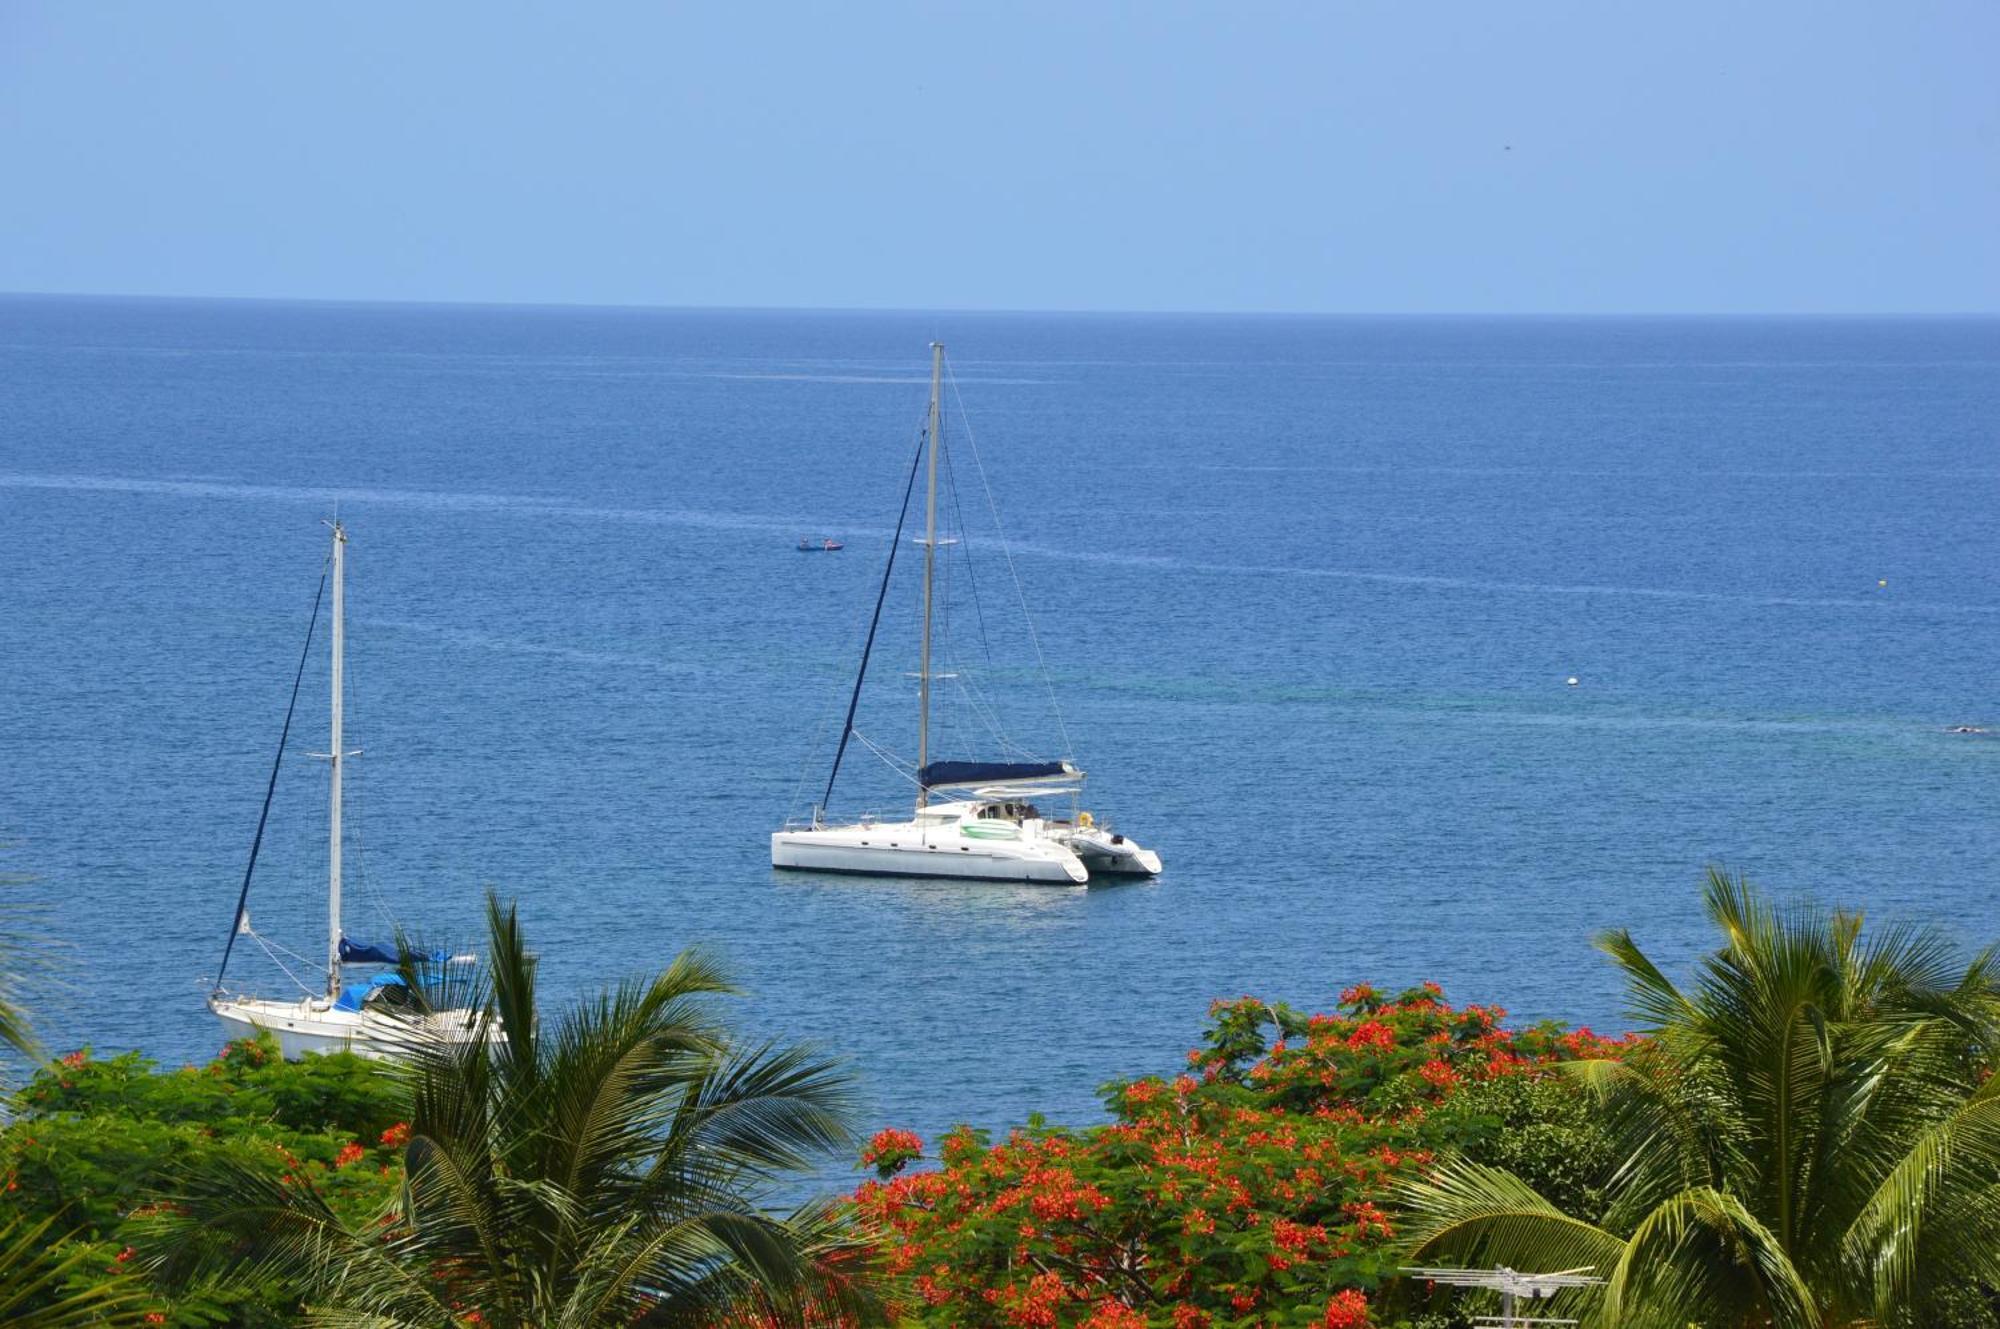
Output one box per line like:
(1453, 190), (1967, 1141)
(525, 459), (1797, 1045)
(798, 537), (844, 551)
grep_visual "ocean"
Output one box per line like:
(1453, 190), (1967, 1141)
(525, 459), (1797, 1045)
(3, 294), (1997, 1151)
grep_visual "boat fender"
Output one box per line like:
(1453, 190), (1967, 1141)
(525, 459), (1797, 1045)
(1078, 810), (1094, 828)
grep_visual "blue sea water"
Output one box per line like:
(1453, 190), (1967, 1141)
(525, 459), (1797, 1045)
(3, 295), (1998, 1154)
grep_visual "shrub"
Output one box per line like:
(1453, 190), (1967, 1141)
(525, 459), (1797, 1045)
(0, 1037), (403, 1326)
(852, 984), (1632, 1326)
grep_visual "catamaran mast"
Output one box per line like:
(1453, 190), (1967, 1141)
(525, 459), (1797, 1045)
(326, 521), (346, 1000)
(916, 342), (943, 811)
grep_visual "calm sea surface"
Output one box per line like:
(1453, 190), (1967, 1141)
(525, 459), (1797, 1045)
(4, 296), (1998, 1148)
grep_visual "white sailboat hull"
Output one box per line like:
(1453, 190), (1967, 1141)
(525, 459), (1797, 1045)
(772, 824), (1089, 884)
(210, 994), (491, 1062)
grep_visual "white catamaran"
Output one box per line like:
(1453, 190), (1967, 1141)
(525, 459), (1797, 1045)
(209, 522), (487, 1059)
(771, 344), (1162, 885)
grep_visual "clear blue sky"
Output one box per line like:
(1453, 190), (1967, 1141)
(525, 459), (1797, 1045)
(2, 2), (1994, 313)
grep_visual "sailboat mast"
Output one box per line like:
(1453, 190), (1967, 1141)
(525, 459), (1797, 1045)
(326, 521), (346, 1000)
(916, 341), (943, 811)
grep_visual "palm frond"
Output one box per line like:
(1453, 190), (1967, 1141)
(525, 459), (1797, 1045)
(1397, 1156), (1626, 1299)
(0, 1211), (155, 1328)
(0, 876), (49, 1063)
(1841, 1094), (2000, 1321)
(1601, 1185), (1818, 1329)
(485, 891), (542, 1096)
(1593, 926), (1699, 1032)
(659, 1040), (857, 1183)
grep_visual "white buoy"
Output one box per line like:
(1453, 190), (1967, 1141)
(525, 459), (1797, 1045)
(1566, 676), (1580, 687)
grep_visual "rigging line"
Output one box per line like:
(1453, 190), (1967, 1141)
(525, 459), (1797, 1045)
(247, 925), (322, 971)
(936, 415), (1033, 756)
(250, 930), (319, 998)
(944, 362), (1076, 762)
(349, 758), (396, 936)
(941, 424), (999, 675)
(852, 729), (919, 786)
(948, 666), (1012, 754)
(216, 556), (330, 993)
(786, 707), (835, 824)
(821, 421), (929, 812)
(338, 642), (395, 936)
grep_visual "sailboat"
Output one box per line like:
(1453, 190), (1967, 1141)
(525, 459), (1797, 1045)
(208, 522), (488, 1060)
(771, 344), (1162, 885)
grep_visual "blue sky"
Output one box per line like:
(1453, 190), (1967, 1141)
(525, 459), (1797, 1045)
(2, 2), (1994, 313)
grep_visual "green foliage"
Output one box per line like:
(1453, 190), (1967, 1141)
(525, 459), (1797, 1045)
(1401, 868), (2000, 1329)
(139, 892), (872, 1328)
(853, 982), (1630, 1327)
(18, 1036), (404, 1138)
(0, 1038), (404, 1326)
(0, 1210), (155, 1328)
(1425, 1062), (1617, 1223)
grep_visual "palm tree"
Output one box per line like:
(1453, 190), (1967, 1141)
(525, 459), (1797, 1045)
(0, 867), (45, 1062)
(1400, 869), (2000, 1329)
(143, 894), (872, 1327)
(1, 867), (155, 1327)
(0, 1213), (157, 1328)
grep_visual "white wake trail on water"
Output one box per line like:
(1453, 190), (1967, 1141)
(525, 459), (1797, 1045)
(8, 469), (1997, 617)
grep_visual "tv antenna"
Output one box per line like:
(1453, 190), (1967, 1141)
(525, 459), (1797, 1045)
(1402, 1266), (1605, 1328)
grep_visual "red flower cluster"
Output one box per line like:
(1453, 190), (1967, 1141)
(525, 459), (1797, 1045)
(1323, 1287), (1370, 1328)
(850, 981), (1637, 1326)
(861, 1127), (925, 1178)
(379, 1121), (412, 1148)
(1344, 1020), (1395, 1052)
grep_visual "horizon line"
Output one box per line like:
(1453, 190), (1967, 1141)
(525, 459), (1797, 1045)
(3, 288), (1997, 321)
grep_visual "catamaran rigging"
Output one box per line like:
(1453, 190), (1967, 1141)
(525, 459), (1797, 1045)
(772, 343), (1162, 884)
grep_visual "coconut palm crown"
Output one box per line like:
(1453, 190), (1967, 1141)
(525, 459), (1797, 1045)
(143, 893), (869, 1327)
(1401, 869), (2000, 1329)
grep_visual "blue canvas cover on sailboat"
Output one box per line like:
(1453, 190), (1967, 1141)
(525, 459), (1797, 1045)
(333, 972), (408, 1012)
(340, 936), (446, 965)
(921, 760), (1072, 788)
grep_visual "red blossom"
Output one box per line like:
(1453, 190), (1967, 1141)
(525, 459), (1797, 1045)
(862, 1127), (925, 1178)
(1323, 1287), (1371, 1328)
(1081, 1301), (1146, 1329)
(379, 1121), (412, 1148)
(847, 979), (1640, 1324)
(1345, 1020), (1395, 1051)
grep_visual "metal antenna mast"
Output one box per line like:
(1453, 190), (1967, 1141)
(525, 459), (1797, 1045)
(1402, 1266), (1605, 1329)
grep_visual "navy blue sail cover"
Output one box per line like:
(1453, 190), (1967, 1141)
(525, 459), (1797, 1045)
(339, 937), (399, 964)
(340, 936), (447, 965)
(920, 760), (1071, 788)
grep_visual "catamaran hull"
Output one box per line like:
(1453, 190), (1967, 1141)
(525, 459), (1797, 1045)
(771, 831), (1088, 884)
(1062, 830), (1164, 877)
